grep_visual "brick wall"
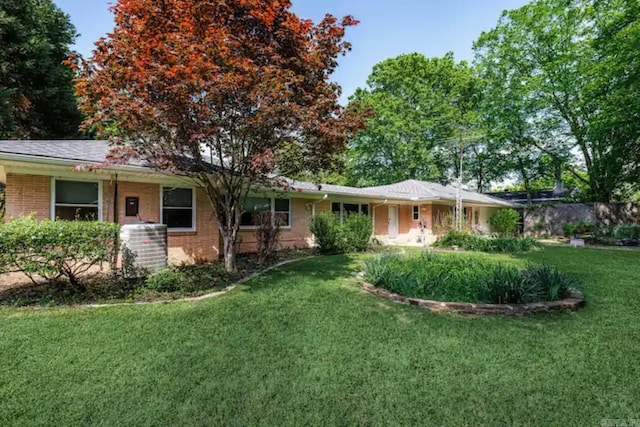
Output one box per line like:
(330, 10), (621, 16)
(5, 173), (220, 262)
(5, 174), (50, 219)
(237, 198), (314, 253)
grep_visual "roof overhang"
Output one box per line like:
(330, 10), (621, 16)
(0, 151), (520, 208)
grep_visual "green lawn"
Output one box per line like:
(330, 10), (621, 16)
(1, 246), (639, 425)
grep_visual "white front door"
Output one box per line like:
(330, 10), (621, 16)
(388, 205), (399, 239)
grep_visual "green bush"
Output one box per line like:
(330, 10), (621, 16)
(309, 212), (343, 254)
(434, 230), (538, 252)
(145, 263), (229, 293)
(145, 269), (183, 292)
(488, 209), (520, 236)
(0, 217), (119, 288)
(612, 224), (640, 239)
(341, 213), (372, 252)
(363, 251), (579, 304)
(309, 212), (372, 254)
(562, 221), (595, 237)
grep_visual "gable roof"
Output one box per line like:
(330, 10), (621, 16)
(0, 140), (516, 207)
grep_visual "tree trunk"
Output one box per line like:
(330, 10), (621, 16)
(221, 231), (237, 273)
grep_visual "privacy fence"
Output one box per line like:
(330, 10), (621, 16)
(523, 203), (640, 236)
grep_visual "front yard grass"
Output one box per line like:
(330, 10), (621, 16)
(1, 246), (639, 425)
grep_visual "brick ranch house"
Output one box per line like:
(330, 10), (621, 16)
(0, 140), (515, 263)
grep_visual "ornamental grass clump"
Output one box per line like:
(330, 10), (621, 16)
(434, 231), (539, 253)
(363, 251), (579, 304)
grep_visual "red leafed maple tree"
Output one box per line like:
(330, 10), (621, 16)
(74, 0), (365, 272)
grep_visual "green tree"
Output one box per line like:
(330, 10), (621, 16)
(345, 53), (481, 186)
(0, 0), (82, 138)
(474, 0), (640, 202)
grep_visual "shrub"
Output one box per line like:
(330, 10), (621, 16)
(488, 209), (520, 236)
(363, 251), (579, 304)
(310, 212), (343, 254)
(341, 213), (372, 252)
(145, 268), (184, 292)
(0, 217), (119, 289)
(145, 263), (229, 293)
(434, 230), (538, 252)
(310, 212), (372, 254)
(254, 211), (283, 265)
(612, 224), (640, 239)
(562, 221), (595, 237)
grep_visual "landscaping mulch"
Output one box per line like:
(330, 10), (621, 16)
(0, 248), (314, 307)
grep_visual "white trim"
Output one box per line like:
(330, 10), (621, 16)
(388, 205), (399, 239)
(412, 205), (420, 221)
(50, 177), (103, 221)
(161, 186), (196, 232)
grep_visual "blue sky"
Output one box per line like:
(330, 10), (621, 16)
(54, 0), (529, 103)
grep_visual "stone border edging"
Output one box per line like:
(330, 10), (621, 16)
(44, 256), (316, 310)
(362, 280), (585, 316)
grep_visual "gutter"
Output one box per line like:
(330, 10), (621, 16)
(0, 152), (160, 176)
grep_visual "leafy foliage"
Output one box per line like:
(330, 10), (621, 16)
(488, 209), (519, 236)
(309, 212), (372, 254)
(309, 212), (344, 255)
(0, 182), (5, 221)
(474, 0), (640, 202)
(75, 0), (365, 272)
(145, 263), (229, 294)
(0, 0), (82, 138)
(345, 53), (481, 186)
(363, 251), (578, 304)
(562, 221), (596, 238)
(612, 224), (640, 239)
(0, 217), (119, 289)
(341, 213), (372, 252)
(434, 231), (538, 252)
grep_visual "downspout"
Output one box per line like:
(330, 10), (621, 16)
(371, 199), (388, 239)
(113, 173), (119, 224)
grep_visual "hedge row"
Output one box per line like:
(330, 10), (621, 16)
(0, 217), (119, 288)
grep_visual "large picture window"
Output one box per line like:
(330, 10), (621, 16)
(240, 197), (291, 227)
(331, 202), (369, 222)
(162, 187), (195, 230)
(53, 179), (101, 221)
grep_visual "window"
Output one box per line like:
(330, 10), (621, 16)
(274, 198), (291, 227)
(240, 197), (291, 227)
(330, 202), (370, 222)
(474, 208), (479, 225)
(162, 187), (195, 230)
(412, 205), (420, 221)
(53, 179), (101, 221)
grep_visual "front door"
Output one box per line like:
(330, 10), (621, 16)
(388, 205), (399, 239)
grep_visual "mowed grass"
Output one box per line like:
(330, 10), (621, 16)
(1, 246), (639, 425)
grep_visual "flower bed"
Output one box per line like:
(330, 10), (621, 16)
(362, 251), (584, 313)
(433, 231), (539, 252)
